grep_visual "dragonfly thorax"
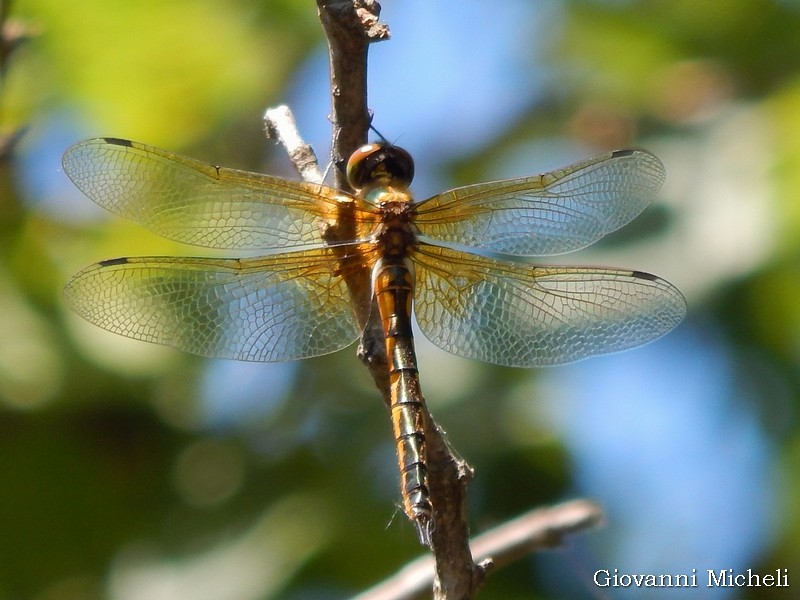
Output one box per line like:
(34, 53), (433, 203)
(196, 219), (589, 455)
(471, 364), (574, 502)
(373, 197), (419, 259)
(346, 142), (415, 191)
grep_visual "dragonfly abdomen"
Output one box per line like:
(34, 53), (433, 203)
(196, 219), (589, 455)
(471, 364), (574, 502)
(372, 257), (432, 546)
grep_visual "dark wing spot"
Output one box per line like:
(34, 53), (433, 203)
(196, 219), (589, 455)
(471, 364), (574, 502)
(631, 270), (659, 281)
(99, 257), (130, 267)
(102, 137), (134, 147)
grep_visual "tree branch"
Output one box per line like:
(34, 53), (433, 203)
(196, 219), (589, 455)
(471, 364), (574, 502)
(310, 7), (485, 596)
(351, 500), (605, 600)
(317, 0), (388, 189)
(315, 0), (393, 404)
(265, 4), (603, 599)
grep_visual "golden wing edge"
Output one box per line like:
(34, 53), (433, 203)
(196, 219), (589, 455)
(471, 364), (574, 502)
(62, 137), (349, 201)
(414, 148), (665, 216)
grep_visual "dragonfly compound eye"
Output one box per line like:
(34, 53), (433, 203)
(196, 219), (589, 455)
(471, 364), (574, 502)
(346, 143), (415, 190)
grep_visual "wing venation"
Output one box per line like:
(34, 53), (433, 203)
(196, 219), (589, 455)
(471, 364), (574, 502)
(413, 244), (685, 366)
(62, 138), (373, 251)
(415, 150), (665, 256)
(64, 248), (361, 361)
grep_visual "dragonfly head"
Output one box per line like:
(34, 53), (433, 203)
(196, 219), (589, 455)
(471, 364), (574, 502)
(346, 143), (415, 191)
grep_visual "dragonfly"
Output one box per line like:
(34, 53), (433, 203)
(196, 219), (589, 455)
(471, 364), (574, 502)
(63, 137), (686, 546)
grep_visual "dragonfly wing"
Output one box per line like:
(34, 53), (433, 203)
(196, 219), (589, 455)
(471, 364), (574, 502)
(62, 138), (369, 250)
(414, 150), (665, 256)
(64, 248), (361, 362)
(413, 244), (685, 367)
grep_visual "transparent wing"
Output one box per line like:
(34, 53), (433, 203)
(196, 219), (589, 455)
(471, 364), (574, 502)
(413, 244), (685, 367)
(62, 138), (373, 250)
(64, 248), (361, 362)
(414, 149), (665, 256)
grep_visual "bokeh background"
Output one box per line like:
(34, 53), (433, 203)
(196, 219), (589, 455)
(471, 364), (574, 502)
(2, 1), (800, 598)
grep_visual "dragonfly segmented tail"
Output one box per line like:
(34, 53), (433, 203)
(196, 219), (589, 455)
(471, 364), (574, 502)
(373, 256), (432, 546)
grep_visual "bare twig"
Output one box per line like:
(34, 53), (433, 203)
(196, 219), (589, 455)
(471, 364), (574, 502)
(264, 105), (324, 184)
(316, 0), (388, 189)
(470, 499), (604, 566)
(312, 6), (485, 597)
(425, 420), (485, 598)
(257, 2), (469, 599)
(315, 0), (391, 402)
(352, 500), (605, 600)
